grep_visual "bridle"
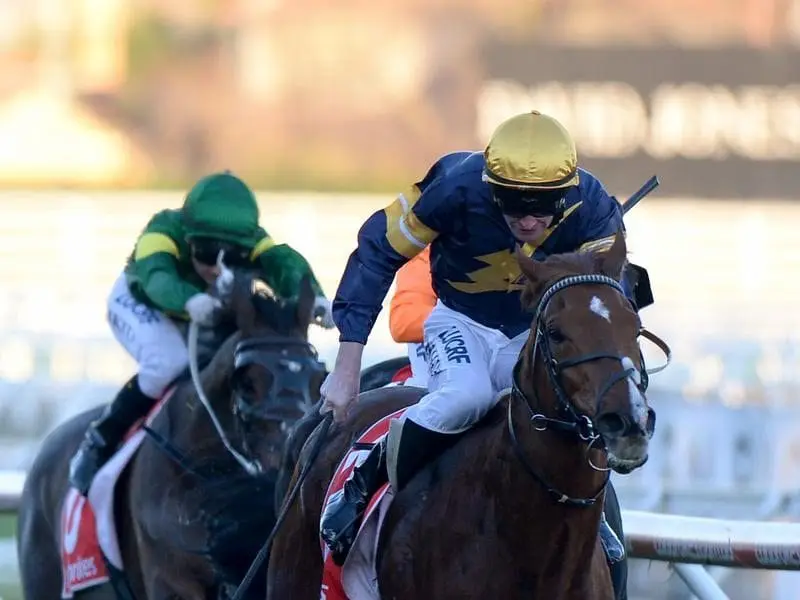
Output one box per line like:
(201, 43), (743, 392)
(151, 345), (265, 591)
(507, 274), (671, 507)
(183, 319), (325, 476)
(232, 336), (325, 423)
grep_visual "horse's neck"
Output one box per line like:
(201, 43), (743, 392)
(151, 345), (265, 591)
(508, 398), (607, 498)
(474, 399), (606, 561)
(167, 330), (242, 458)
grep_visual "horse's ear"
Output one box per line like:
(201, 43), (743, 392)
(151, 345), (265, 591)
(517, 247), (560, 285)
(296, 274), (316, 330)
(517, 248), (538, 284)
(598, 230), (627, 280)
(516, 248), (559, 309)
(232, 271), (258, 336)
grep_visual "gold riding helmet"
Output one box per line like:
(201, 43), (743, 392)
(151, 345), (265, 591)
(483, 110), (579, 218)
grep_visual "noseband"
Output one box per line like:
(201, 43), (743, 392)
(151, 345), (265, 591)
(507, 273), (666, 507)
(233, 335), (326, 422)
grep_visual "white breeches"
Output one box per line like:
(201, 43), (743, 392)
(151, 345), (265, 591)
(403, 301), (528, 434)
(403, 342), (430, 388)
(106, 273), (189, 399)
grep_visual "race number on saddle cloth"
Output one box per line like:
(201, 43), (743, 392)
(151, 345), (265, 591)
(68, 171), (333, 499)
(319, 110), (638, 580)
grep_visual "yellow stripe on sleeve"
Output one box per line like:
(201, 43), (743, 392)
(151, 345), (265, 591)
(579, 233), (622, 253)
(134, 233), (180, 261)
(250, 236), (276, 261)
(384, 185), (439, 259)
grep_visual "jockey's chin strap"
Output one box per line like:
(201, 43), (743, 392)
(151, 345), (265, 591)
(188, 321), (263, 476)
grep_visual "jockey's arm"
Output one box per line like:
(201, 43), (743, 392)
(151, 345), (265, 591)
(389, 247), (436, 344)
(130, 229), (204, 316)
(250, 227), (326, 300)
(332, 166), (460, 353)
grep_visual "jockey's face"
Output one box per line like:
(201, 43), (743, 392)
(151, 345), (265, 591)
(492, 184), (566, 244)
(502, 213), (553, 243)
(192, 256), (220, 285)
(190, 237), (250, 285)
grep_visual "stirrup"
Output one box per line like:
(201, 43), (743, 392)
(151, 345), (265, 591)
(599, 516), (625, 564)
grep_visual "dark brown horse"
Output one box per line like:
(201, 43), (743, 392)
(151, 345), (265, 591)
(17, 269), (326, 600)
(267, 232), (665, 600)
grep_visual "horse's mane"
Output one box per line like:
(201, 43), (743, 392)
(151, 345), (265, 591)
(543, 249), (599, 275)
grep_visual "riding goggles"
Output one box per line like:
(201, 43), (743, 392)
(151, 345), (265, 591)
(190, 237), (252, 267)
(492, 185), (567, 218)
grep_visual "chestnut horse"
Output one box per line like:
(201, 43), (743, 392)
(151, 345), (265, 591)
(17, 270), (326, 600)
(267, 232), (666, 599)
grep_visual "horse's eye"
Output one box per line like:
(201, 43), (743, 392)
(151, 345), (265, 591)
(236, 376), (255, 394)
(547, 324), (566, 343)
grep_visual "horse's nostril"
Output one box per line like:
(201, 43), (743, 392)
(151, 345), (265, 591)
(645, 407), (656, 435)
(596, 413), (627, 438)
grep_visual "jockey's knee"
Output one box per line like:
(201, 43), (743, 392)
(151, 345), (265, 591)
(410, 370), (494, 434)
(138, 348), (189, 398)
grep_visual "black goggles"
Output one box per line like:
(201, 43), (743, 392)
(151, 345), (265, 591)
(190, 238), (251, 267)
(492, 185), (567, 218)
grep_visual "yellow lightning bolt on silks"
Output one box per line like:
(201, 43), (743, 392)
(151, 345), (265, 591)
(448, 250), (526, 293)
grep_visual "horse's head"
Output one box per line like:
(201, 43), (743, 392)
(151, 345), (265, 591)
(221, 267), (326, 469)
(516, 231), (656, 475)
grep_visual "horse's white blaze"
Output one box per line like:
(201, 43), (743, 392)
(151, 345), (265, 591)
(621, 356), (648, 429)
(590, 296), (611, 322)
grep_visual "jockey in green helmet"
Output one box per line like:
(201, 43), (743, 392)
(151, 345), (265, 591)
(68, 171), (332, 496)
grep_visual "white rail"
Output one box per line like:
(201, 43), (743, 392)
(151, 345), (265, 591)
(623, 510), (800, 598)
(624, 510), (800, 570)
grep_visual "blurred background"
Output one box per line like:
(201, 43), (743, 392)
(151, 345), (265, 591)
(2, 0), (800, 598)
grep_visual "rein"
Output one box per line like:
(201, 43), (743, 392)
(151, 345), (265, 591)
(229, 412), (334, 600)
(187, 322), (263, 475)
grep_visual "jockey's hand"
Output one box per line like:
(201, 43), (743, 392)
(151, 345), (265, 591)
(320, 342), (364, 422)
(185, 293), (221, 326)
(312, 296), (335, 329)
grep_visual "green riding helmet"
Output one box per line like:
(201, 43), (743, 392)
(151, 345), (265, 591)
(182, 171), (261, 249)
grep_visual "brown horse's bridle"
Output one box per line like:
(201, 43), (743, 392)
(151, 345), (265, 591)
(151, 321), (326, 478)
(232, 335), (326, 423)
(507, 273), (670, 507)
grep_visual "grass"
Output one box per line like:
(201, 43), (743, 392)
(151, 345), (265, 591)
(0, 516), (15, 539)
(0, 583), (22, 600)
(0, 514), (20, 599)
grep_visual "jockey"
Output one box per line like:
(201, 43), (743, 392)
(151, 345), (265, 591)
(68, 171), (334, 496)
(319, 110), (640, 594)
(387, 246), (435, 388)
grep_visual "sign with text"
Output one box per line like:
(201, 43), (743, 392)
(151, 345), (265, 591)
(478, 43), (800, 198)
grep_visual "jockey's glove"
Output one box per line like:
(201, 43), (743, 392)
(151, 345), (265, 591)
(312, 296), (335, 329)
(185, 292), (222, 326)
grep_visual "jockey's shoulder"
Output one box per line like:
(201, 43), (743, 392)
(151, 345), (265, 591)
(417, 151), (485, 196)
(139, 208), (186, 240)
(574, 167), (613, 199)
